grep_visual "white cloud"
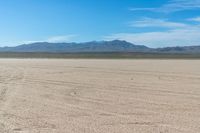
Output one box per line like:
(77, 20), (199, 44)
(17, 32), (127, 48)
(46, 35), (77, 43)
(188, 17), (200, 22)
(129, 8), (156, 12)
(130, 0), (200, 13)
(130, 18), (187, 28)
(23, 34), (77, 44)
(104, 26), (200, 48)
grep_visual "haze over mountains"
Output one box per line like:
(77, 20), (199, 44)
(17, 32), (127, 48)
(0, 40), (200, 53)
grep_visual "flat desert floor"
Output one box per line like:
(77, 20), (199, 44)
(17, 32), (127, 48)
(0, 59), (200, 133)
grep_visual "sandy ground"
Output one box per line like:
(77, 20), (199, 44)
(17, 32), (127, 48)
(0, 59), (200, 133)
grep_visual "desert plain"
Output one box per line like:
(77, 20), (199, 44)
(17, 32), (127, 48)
(0, 59), (200, 133)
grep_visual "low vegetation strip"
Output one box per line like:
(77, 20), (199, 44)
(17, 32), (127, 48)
(0, 52), (200, 59)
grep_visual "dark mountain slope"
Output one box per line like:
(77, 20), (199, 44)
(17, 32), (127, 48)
(0, 40), (151, 52)
(0, 40), (200, 53)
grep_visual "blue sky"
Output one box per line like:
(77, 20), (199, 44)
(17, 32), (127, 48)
(0, 0), (200, 47)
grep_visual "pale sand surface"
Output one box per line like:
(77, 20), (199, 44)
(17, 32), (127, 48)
(0, 59), (200, 133)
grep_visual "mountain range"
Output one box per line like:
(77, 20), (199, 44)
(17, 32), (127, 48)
(0, 40), (200, 53)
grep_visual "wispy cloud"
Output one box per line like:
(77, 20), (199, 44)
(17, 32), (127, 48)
(130, 18), (187, 28)
(130, 0), (200, 13)
(188, 16), (200, 22)
(107, 0), (200, 47)
(129, 8), (156, 12)
(23, 34), (77, 44)
(46, 35), (77, 43)
(104, 26), (200, 48)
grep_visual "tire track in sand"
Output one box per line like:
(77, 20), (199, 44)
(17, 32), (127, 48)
(0, 66), (25, 132)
